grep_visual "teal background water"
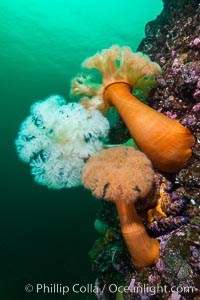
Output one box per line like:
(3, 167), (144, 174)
(0, 0), (163, 299)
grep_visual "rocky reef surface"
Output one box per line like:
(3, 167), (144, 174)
(90, 0), (200, 299)
(138, 0), (200, 204)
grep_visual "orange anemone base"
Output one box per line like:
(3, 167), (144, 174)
(115, 200), (159, 269)
(104, 82), (195, 173)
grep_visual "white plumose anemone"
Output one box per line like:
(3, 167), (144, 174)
(15, 95), (109, 189)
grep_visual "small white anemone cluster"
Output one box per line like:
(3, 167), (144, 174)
(15, 95), (109, 189)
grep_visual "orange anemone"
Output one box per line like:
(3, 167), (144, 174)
(71, 45), (195, 173)
(82, 146), (159, 269)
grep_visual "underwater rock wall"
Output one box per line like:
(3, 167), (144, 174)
(90, 1), (200, 299)
(138, 0), (200, 203)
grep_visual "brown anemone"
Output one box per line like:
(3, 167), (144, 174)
(82, 146), (159, 269)
(71, 45), (195, 173)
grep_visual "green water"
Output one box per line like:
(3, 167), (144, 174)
(0, 0), (163, 299)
